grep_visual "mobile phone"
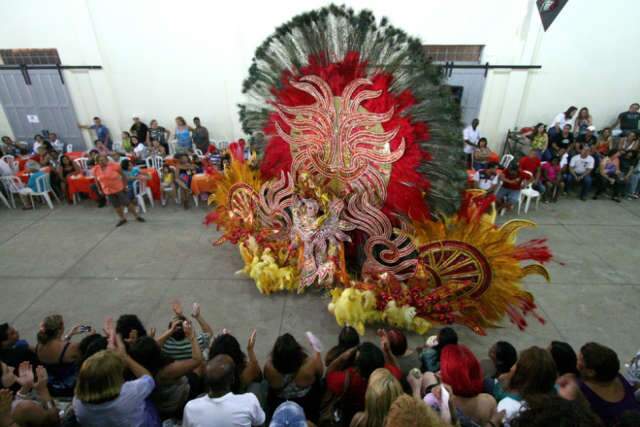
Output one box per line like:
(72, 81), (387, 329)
(78, 325), (91, 333)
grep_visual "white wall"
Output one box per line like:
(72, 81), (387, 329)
(0, 0), (638, 152)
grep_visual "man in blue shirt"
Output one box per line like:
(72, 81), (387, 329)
(79, 116), (113, 150)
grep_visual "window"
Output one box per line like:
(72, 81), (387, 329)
(0, 48), (61, 65)
(423, 45), (484, 63)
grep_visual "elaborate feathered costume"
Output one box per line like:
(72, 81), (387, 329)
(207, 5), (552, 335)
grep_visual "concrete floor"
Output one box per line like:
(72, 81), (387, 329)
(1, 196), (639, 364)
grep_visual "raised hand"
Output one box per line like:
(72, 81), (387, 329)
(171, 299), (184, 316)
(33, 366), (48, 393)
(16, 362), (34, 390)
(191, 302), (201, 318)
(149, 327), (157, 338)
(247, 329), (257, 352)
(69, 324), (85, 336)
(103, 316), (115, 338)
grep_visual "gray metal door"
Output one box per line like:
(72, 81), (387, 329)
(0, 70), (84, 150)
(444, 67), (487, 126)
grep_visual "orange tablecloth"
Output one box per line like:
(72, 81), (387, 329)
(190, 173), (217, 195)
(66, 168), (161, 201)
(66, 151), (86, 161)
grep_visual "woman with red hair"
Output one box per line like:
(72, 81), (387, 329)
(439, 344), (498, 426)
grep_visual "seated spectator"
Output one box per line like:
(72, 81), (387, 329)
(482, 341), (517, 396)
(57, 154), (81, 202)
(577, 342), (640, 425)
(209, 330), (262, 394)
(436, 344), (497, 426)
(132, 136), (148, 162)
(149, 138), (167, 157)
(618, 131), (638, 152)
(49, 132), (64, 153)
(351, 368), (404, 427)
(73, 345), (161, 426)
(35, 314), (87, 397)
(527, 123), (549, 159)
(497, 163), (524, 213)
(610, 103), (640, 136)
(2, 362), (60, 426)
(473, 162), (500, 193)
(0, 136), (22, 156)
(264, 333), (323, 421)
(326, 336), (402, 424)
(626, 152), (640, 199)
(270, 401), (313, 427)
(86, 149), (99, 167)
(593, 149), (624, 202)
(121, 131), (133, 153)
(577, 126), (598, 149)
(510, 394), (603, 427)
(496, 346), (557, 424)
(519, 150), (546, 195)
(548, 106), (577, 138)
(419, 327), (458, 373)
(619, 150), (638, 199)
(157, 300), (212, 361)
(129, 327), (204, 420)
(384, 394), (446, 427)
(387, 329), (421, 379)
(541, 156), (564, 202)
(473, 138), (492, 170)
(574, 107), (593, 137)
(32, 134), (45, 154)
(183, 354), (265, 427)
(564, 146), (594, 201)
(0, 324), (36, 368)
(550, 124), (574, 158)
(115, 314), (148, 345)
(94, 139), (110, 156)
(325, 326), (360, 367)
(595, 127), (614, 155)
(78, 333), (108, 366)
(549, 341), (579, 377)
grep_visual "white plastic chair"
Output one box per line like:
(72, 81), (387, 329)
(29, 173), (60, 210)
(0, 190), (10, 209)
(74, 157), (90, 170)
(1, 156), (18, 173)
(145, 155), (164, 172)
(133, 179), (154, 213)
(518, 171), (540, 214)
(194, 148), (204, 158)
(0, 176), (28, 208)
(168, 140), (177, 156)
(66, 144), (73, 153)
(500, 154), (514, 168)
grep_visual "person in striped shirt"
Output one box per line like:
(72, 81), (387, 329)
(156, 300), (213, 361)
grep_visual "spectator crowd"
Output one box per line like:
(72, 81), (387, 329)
(1, 298), (639, 427)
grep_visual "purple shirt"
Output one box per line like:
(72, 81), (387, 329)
(579, 375), (640, 425)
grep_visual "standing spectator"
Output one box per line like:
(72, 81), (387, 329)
(175, 116), (193, 153)
(387, 329), (421, 379)
(325, 326), (360, 367)
(541, 156), (564, 202)
(564, 146), (594, 201)
(264, 333), (324, 421)
(350, 368), (404, 427)
(130, 116), (149, 144)
(49, 132), (64, 153)
(610, 103), (640, 136)
(192, 117), (210, 154)
(0, 323), (36, 368)
(550, 124), (574, 157)
(577, 342), (640, 425)
(183, 354), (265, 427)
(463, 118), (480, 168)
(548, 106), (577, 138)
(619, 150), (637, 199)
(473, 138), (492, 170)
(93, 154), (145, 227)
(79, 117), (113, 150)
(35, 314), (86, 397)
(574, 107), (593, 137)
(147, 119), (171, 155)
(473, 163), (500, 192)
(496, 346), (557, 424)
(73, 340), (161, 426)
(497, 163), (524, 213)
(593, 149), (624, 202)
(157, 300), (213, 361)
(209, 330), (262, 394)
(419, 327), (458, 373)
(528, 123), (549, 159)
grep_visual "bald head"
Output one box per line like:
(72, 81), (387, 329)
(206, 354), (235, 396)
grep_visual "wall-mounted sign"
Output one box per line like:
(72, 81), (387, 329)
(26, 114), (40, 123)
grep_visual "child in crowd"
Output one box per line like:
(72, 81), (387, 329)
(121, 131), (133, 153)
(541, 156), (564, 202)
(176, 153), (196, 209)
(161, 164), (177, 206)
(496, 163), (524, 214)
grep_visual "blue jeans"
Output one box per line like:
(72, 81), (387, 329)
(564, 173), (592, 198)
(628, 173), (640, 195)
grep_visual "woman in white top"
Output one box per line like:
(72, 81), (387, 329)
(496, 346), (557, 425)
(549, 106), (577, 138)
